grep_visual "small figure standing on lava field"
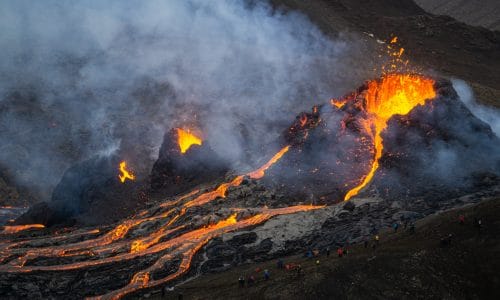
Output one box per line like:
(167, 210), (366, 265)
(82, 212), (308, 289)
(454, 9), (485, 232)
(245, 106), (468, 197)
(247, 275), (255, 286)
(326, 246), (330, 257)
(277, 258), (284, 269)
(459, 214), (465, 225)
(393, 222), (399, 233)
(409, 223), (416, 234)
(264, 269), (270, 280)
(238, 275), (245, 287)
(306, 249), (313, 258)
(296, 264), (302, 277)
(337, 247), (343, 257)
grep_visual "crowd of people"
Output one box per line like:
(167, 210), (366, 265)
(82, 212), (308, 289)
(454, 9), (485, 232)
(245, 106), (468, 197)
(160, 210), (485, 297)
(235, 217), (425, 288)
(235, 212), (487, 289)
(159, 209), (487, 299)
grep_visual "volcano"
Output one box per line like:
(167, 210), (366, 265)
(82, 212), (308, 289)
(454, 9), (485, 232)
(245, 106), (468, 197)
(265, 75), (499, 203)
(151, 128), (229, 196)
(1, 74), (498, 299)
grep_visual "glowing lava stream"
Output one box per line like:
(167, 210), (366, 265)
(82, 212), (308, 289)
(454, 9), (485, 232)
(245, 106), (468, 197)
(89, 205), (322, 300)
(247, 146), (290, 179)
(0, 224), (45, 234)
(344, 74), (436, 201)
(2, 143), (288, 266)
(0, 144), (310, 299)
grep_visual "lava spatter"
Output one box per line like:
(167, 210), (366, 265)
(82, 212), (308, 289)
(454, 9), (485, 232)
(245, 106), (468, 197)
(176, 128), (202, 154)
(118, 161), (135, 183)
(344, 73), (436, 200)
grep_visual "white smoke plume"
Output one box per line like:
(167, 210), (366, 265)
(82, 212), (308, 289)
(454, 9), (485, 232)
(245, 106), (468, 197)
(0, 0), (376, 201)
(452, 79), (500, 136)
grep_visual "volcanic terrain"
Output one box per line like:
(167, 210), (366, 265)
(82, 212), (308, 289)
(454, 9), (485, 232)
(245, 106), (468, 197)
(0, 1), (499, 299)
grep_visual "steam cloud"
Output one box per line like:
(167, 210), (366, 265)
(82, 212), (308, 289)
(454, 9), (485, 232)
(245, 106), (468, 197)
(0, 0), (375, 202)
(453, 79), (500, 136)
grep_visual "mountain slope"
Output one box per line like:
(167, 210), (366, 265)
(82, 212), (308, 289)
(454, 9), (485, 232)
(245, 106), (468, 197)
(271, 0), (500, 108)
(155, 196), (500, 299)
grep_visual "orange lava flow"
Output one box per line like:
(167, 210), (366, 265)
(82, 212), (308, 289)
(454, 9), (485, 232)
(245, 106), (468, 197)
(0, 145), (291, 264)
(118, 161), (135, 183)
(344, 74), (436, 201)
(92, 205), (322, 300)
(1, 224), (45, 234)
(184, 176), (244, 208)
(246, 146), (290, 179)
(176, 128), (202, 153)
(184, 145), (289, 208)
(0, 144), (299, 299)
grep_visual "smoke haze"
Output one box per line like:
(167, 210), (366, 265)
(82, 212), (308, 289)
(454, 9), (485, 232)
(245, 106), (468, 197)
(453, 79), (500, 136)
(0, 0), (375, 201)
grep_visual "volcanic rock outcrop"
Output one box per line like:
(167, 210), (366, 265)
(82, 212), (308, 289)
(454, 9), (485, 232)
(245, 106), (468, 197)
(150, 128), (229, 195)
(16, 155), (144, 226)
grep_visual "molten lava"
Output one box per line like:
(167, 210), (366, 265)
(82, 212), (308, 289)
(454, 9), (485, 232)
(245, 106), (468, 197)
(299, 114), (308, 127)
(176, 128), (202, 153)
(344, 74), (436, 200)
(1, 224), (45, 234)
(0, 69), (439, 299)
(118, 161), (135, 183)
(247, 146), (290, 179)
(331, 98), (346, 109)
(0, 144), (301, 300)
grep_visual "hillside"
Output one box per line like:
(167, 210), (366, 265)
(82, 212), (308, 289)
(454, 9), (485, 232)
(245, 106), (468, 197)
(271, 0), (500, 108)
(415, 0), (500, 31)
(155, 197), (500, 299)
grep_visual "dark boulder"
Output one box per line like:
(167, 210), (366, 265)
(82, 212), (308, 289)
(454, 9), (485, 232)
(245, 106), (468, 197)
(343, 201), (356, 211)
(14, 202), (69, 227)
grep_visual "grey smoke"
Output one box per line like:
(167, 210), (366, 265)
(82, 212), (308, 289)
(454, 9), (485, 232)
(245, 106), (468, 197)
(0, 0), (375, 202)
(452, 79), (500, 137)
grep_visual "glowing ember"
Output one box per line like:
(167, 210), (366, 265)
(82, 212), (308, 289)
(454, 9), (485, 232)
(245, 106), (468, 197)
(299, 114), (308, 127)
(176, 128), (202, 153)
(118, 161), (135, 183)
(1, 224), (45, 234)
(344, 73), (436, 201)
(330, 98), (346, 109)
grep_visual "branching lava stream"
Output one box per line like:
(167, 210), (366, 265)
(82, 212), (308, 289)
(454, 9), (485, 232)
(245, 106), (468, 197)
(0, 70), (438, 299)
(0, 145), (323, 299)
